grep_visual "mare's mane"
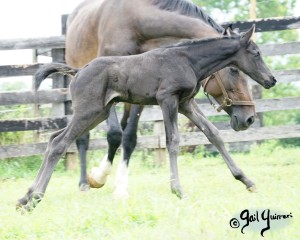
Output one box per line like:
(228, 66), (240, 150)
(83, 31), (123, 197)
(151, 0), (224, 33)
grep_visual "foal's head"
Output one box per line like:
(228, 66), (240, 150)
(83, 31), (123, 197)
(232, 24), (277, 89)
(204, 25), (276, 131)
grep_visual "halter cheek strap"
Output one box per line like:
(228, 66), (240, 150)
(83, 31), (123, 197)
(202, 72), (255, 112)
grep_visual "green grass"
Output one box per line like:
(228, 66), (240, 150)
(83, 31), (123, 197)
(0, 144), (299, 239)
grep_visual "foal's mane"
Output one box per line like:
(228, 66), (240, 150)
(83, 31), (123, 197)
(164, 35), (239, 49)
(151, 0), (224, 33)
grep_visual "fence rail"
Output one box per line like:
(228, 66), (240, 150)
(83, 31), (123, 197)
(1, 96), (300, 132)
(0, 16), (300, 160)
(1, 124), (300, 159)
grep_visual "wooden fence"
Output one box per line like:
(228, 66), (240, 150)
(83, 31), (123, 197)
(0, 16), (300, 160)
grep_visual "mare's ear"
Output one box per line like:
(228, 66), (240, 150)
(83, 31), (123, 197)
(241, 24), (255, 45)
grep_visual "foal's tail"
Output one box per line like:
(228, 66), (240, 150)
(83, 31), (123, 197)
(35, 63), (79, 91)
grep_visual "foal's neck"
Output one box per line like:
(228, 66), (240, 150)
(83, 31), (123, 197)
(175, 37), (241, 81)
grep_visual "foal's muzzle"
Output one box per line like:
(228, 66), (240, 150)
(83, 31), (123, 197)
(264, 77), (277, 89)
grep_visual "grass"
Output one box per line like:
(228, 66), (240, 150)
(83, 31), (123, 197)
(0, 143), (299, 239)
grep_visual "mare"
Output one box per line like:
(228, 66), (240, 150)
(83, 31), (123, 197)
(18, 25), (277, 211)
(61, 0), (258, 195)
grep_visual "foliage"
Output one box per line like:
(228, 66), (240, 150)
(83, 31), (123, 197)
(0, 156), (65, 180)
(195, 0), (297, 20)
(0, 80), (52, 145)
(262, 83), (300, 146)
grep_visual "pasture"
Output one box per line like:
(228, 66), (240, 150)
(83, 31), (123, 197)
(1, 143), (299, 239)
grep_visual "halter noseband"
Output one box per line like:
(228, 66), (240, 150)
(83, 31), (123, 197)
(202, 72), (255, 112)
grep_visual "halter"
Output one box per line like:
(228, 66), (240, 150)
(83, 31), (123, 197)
(202, 72), (255, 112)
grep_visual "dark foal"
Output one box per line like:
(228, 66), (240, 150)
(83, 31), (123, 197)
(64, 0), (257, 194)
(18, 25), (276, 211)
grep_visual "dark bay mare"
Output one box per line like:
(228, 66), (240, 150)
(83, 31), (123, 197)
(18, 25), (276, 211)
(62, 0), (259, 195)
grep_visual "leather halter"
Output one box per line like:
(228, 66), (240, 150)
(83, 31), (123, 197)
(202, 72), (255, 112)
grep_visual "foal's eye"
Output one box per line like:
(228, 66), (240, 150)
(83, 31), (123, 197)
(230, 68), (239, 74)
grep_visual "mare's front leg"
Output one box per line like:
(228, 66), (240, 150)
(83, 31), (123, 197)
(158, 95), (183, 198)
(88, 106), (122, 189)
(114, 104), (144, 197)
(76, 132), (90, 191)
(179, 99), (255, 191)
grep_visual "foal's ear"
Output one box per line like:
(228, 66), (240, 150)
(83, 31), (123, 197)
(223, 24), (236, 36)
(241, 24), (256, 45)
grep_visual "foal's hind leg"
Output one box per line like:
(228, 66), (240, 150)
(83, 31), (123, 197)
(88, 106), (122, 188)
(17, 106), (111, 212)
(179, 99), (256, 191)
(17, 128), (65, 209)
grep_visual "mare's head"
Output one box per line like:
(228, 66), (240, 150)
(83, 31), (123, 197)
(203, 67), (255, 131)
(232, 24), (277, 89)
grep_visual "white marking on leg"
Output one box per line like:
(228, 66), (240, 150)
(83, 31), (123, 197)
(90, 154), (112, 185)
(114, 151), (129, 198)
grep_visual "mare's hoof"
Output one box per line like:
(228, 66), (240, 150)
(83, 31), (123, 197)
(247, 185), (257, 192)
(113, 188), (129, 199)
(79, 183), (90, 192)
(87, 174), (105, 188)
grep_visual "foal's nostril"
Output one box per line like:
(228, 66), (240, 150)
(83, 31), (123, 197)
(273, 77), (277, 83)
(247, 116), (255, 126)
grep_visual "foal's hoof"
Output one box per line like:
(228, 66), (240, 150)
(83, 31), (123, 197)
(79, 183), (90, 192)
(87, 174), (105, 188)
(16, 195), (41, 213)
(16, 203), (30, 214)
(172, 189), (185, 199)
(247, 185), (257, 192)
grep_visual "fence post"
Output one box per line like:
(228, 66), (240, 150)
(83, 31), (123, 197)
(32, 49), (40, 143)
(51, 48), (77, 170)
(249, 0), (263, 128)
(49, 14), (77, 170)
(154, 120), (167, 165)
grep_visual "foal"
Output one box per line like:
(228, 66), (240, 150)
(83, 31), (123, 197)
(17, 25), (276, 211)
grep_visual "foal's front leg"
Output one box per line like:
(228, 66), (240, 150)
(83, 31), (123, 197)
(158, 96), (183, 198)
(179, 99), (256, 191)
